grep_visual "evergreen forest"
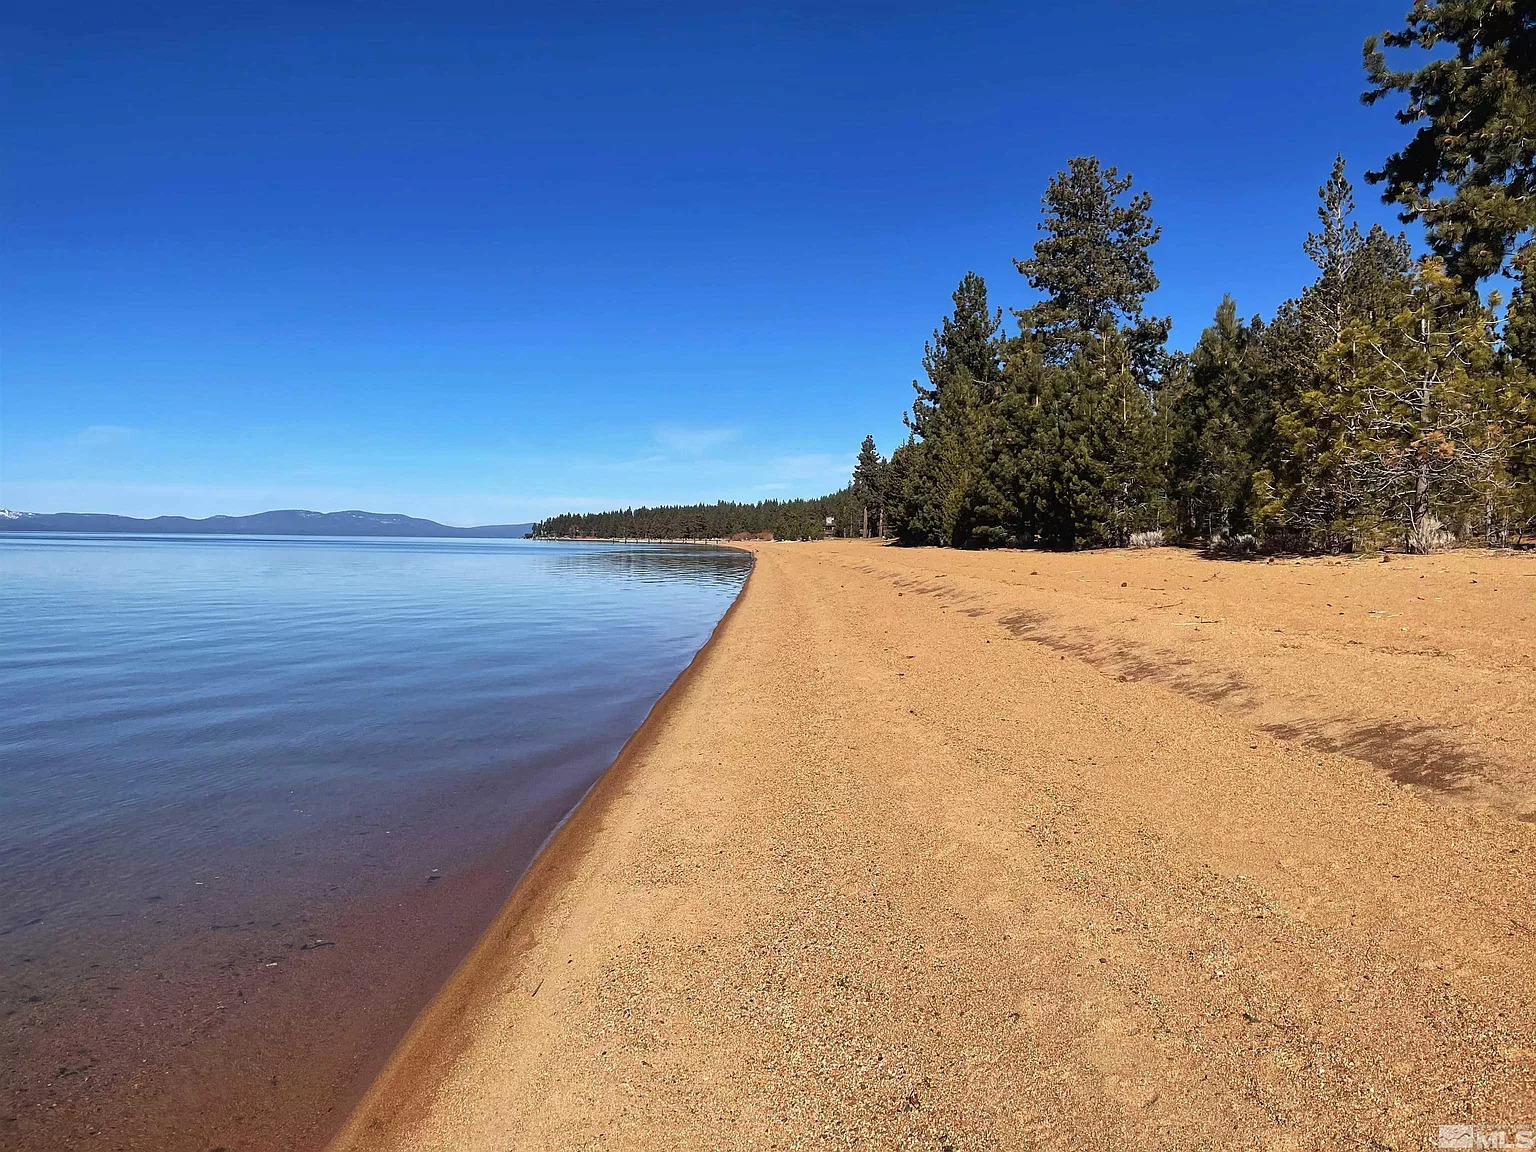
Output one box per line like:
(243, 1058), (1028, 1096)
(536, 2), (1536, 551)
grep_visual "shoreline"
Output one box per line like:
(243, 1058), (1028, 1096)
(0, 537), (752, 1152)
(325, 547), (756, 1149)
(530, 536), (762, 545)
(329, 540), (1536, 1149)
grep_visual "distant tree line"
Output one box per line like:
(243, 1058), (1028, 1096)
(531, 490), (870, 542)
(850, 2), (1536, 553)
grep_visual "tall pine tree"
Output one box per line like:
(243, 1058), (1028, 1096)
(1252, 159), (1417, 549)
(1006, 157), (1171, 546)
(1166, 297), (1263, 541)
(892, 273), (1003, 546)
(852, 435), (889, 538)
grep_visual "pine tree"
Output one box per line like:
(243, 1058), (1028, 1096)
(1004, 157), (1171, 546)
(1507, 245), (1536, 369)
(852, 435), (889, 538)
(1015, 157), (1168, 363)
(1364, 0), (1536, 536)
(896, 273), (1003, 546)
(1252, 160), (1417, 549)
(1166, 298), (1262, 541)
(1363, 0), (1536, 287)
(895, 376), (988, 547)
(964, 335), (1047, 547)
(908, 271), (1003, 439)
(1332, 258), (1510, 548)
(1497, 248), (1536, 535)
(884, 440), (918, 540)
(1303, 157), (1368, 349)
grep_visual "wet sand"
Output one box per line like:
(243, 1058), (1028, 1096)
(332, 540), (1536, 1150)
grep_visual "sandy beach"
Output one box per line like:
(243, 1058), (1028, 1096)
(331, 539), (1536, 1151)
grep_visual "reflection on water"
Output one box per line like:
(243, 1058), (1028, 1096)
(546, 540), (752, 585)
(0, 533), (748, 1152)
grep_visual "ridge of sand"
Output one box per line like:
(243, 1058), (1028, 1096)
(330, 540), (1536, 1151)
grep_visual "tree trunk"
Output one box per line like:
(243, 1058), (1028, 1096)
(1409, 350), (1434, 554)
(1409, 460), (1433, 553)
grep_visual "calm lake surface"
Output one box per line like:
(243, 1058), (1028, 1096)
(0, 534), (750, 1151)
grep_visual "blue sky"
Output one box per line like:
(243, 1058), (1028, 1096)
(4, 0), (1419, 524)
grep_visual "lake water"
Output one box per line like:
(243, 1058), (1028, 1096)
(0, 534), (750, 1151)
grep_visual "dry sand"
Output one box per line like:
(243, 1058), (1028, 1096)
(330, 540), (1536, 1151)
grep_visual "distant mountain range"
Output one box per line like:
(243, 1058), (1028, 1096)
(0, 509), (535, 539)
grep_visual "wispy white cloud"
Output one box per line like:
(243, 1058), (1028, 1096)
(612, 453), (669, 469)
(769, 452), (850, 481)
(652, 424), (740, 457)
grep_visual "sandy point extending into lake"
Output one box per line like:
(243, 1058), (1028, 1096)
(330, 539), (1536, 1151)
